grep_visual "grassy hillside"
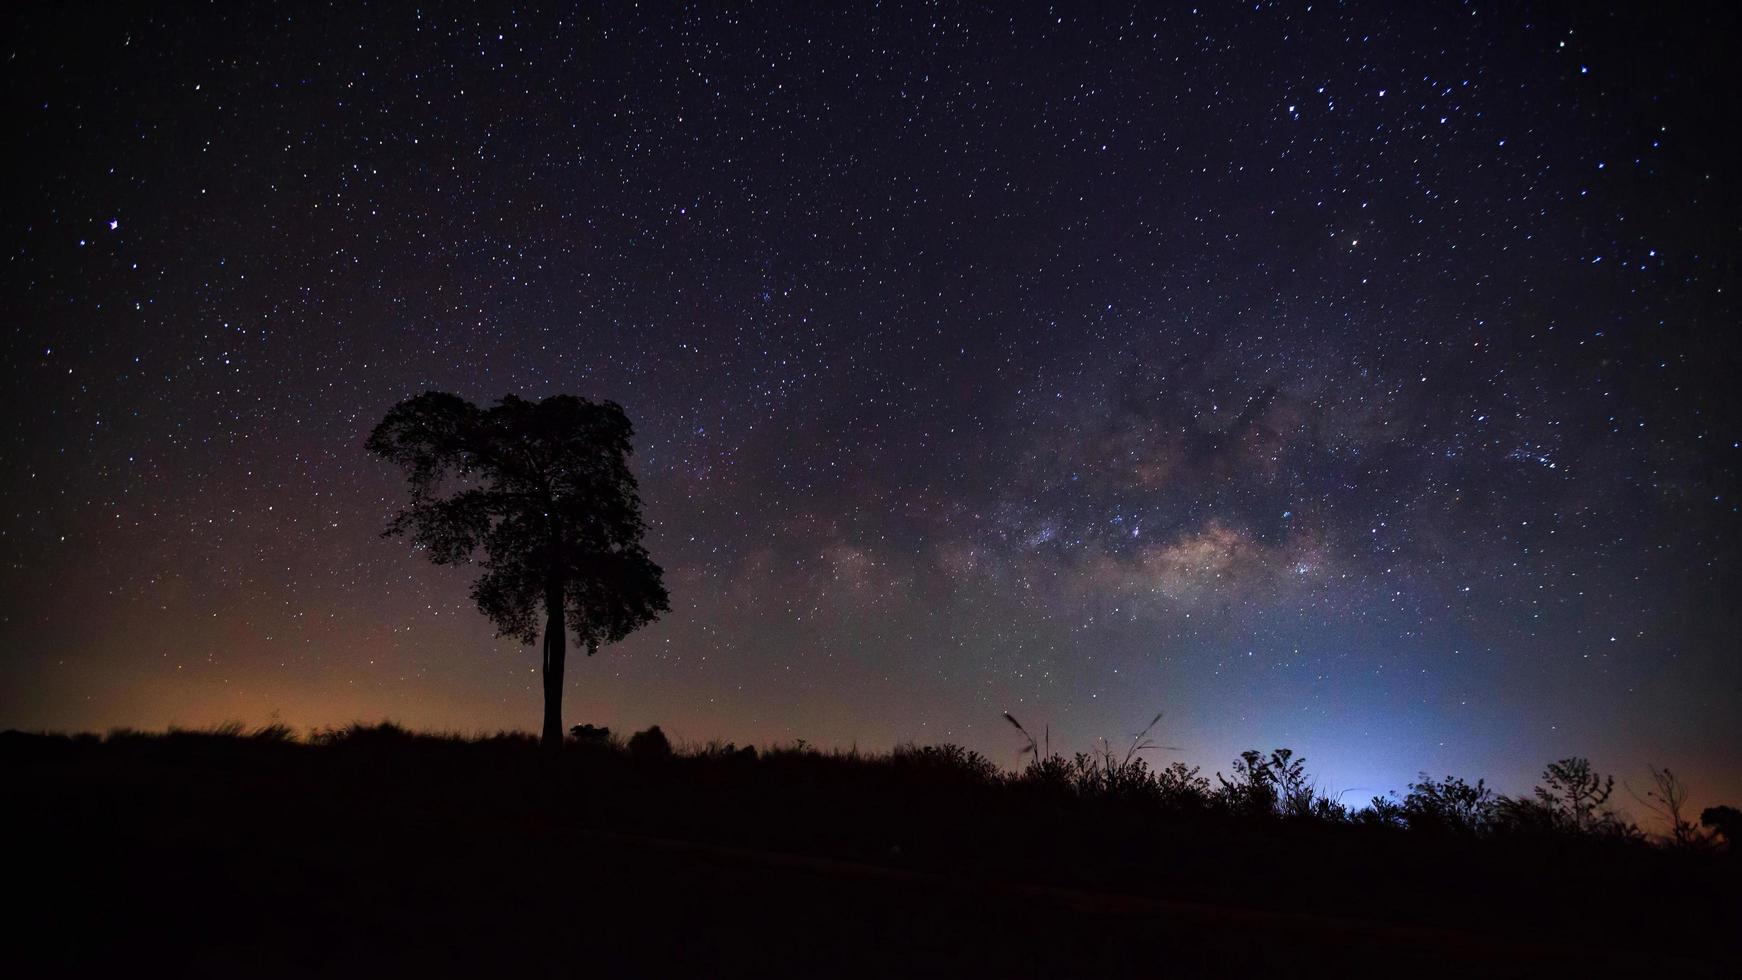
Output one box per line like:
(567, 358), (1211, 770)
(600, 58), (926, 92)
(7, 723), (1736, 977)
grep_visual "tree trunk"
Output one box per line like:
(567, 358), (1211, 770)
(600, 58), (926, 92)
(541, 579), (566, 749)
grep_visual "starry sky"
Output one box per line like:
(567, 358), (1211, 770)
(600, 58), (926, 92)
(5, 2), (1739, 809)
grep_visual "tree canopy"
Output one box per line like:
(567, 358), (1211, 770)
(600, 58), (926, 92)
(367, 391), (669, 743)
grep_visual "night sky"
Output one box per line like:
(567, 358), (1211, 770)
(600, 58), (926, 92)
(5, 2), (1739, 809)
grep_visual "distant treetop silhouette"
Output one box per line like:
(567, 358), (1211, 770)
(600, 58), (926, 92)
(367, 392), (669, 746)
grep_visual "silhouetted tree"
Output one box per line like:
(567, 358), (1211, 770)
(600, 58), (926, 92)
(1701, 804), (1740, 849)
(367, 392), (669, 747)
(1529, 757), (1617, 832)
(1633, 766), (1701, 847)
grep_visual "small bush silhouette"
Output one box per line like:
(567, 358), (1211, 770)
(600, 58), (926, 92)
(1634, 766), (1703, 847)
(1153, 761), (1212, 811)
(1359, 794), (1407, 829)
(570, 723), (612, 743)
(893, 742), (998, 784)
(628, 725), (672, 758)
(309, 720), (414, 747)
(1703, 804), (1740, 850)
(693, 739), (758, 763)
(1215, 749), (1283, 817)
(1401, 774), (1497, 835)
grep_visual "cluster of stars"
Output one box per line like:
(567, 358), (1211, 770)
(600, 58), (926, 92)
(2, 1), (1737, 804)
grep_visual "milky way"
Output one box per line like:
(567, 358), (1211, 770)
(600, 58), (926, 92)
(4, 3), (1738, 807)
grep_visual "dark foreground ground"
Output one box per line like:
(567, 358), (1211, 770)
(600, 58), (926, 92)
(6, 728), (1737, 978)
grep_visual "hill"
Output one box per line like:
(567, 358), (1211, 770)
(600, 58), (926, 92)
(6, 724), (1736, 977)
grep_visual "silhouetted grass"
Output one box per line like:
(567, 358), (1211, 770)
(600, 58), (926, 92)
(5, 723), (1736, 977)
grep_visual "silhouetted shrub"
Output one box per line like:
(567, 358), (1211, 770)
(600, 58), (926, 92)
(693, 739), (758, 763)
(1495, 757), (1636, 837)
(1210, 748), (1348, 820)
(1359, 795), (1407, 829)
(892, 742), (998, 784)
(1215, 749), (1290, 817)
(1098, 753), (1164, 803)
(1701, 805), (1740, 850)
(1215, 750), (1277, 817)
(1638, 766), (1703, 847)
(309, 721), (413, 747)
(1401, 774), (1496, 835)
(1016, 748), (1177, 807)
(1534, 757), (1617, 831)
(186, 721), (246, 738)
(1153, 761), (1213, 811)
(1016, 753), (1079, 798)
(249, 723), (298, 743)
(628, 725), (672, 758)
(1492, 795), (1567, 836)
(0, 730), (86, 762)
(1270, 749), (1318, 818)
(570, 723), (612, 743)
